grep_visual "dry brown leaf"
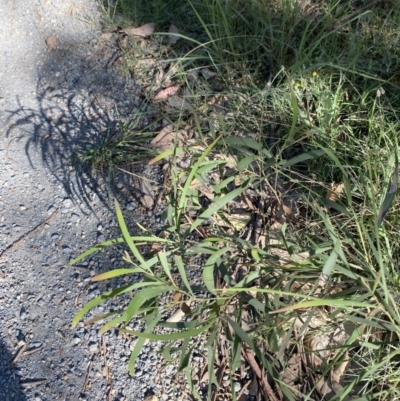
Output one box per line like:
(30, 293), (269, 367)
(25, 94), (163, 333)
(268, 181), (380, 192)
(326, 182), (345, 203)
(201, 68), (218, 80)
(150, 242), (162, 253)
(143, 396), (158, 401)
(282, 353), (301, 384)
(168, 24), (180, 44)
(215, 210), (252, 230)
(154, 69), (165, 87)
(268, 238), (310, 265)
(305, 334), (331, 368)
(215, 153), (237, 168)
(123, 22), (155, 37)
(139, 178), (154, 209)
(45, 34), (57, 51)
(172, 292), (183, 302)
(154, 85), (180, 101)
(282, 204), (292, 215)
(331, 351), (349, 384)
(189, 178), (203, 190)
(151, 127), (185, 151)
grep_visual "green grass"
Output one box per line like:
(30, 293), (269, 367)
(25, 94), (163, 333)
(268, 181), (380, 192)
(70, 0), (400, 399)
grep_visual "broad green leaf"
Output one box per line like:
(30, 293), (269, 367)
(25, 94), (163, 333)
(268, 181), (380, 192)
(125, 285), (175, 324)
(212, 176), (236, 193)
(92, 268), (143, 281)
(223, 137), (261, 151)
(322, 239), (341, 276)
(191, 185), (248, 231)
(203, 247), (231, 295)
(128, 313), (160, 375)
(319, 197), (351, 216)
(280, 149), (325, 168)
(237, 155), (259, 171)
(187, 244), (219, 255)
(231, 332), (242, 371)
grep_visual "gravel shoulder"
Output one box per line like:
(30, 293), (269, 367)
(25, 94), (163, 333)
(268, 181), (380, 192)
(0, 1), (167, 400)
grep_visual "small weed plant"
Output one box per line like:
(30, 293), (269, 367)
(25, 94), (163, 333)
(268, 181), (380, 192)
(69, 0), (400, 399)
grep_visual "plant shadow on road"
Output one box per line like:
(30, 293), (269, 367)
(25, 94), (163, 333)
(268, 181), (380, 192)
(5, 37), (157, 212)
(0, 338), (29, 401)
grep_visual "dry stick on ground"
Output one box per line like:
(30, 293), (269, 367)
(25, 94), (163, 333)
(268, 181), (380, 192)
(10, 343), (27, 365)
(0, 208), (59, 260)
(22, 345), (43, 357)
(242, 349), (281, 401)
(20, 379), (47, 389)
(82, 355), (95, 392)
(101, 335), (114, 401)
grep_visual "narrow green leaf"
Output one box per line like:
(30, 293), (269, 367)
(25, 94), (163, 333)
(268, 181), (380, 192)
(179, 136), (221, 213)
(114, 200), (149, 271)
(162, 344), (176, 363)
(191, 185), (248, 231)
(376, 149), (398, 227)
(99, 315), (126, 334)
(128, 313), (160, 375)
(174, 256), (194, 295)
(203, 247), (231, 295)
(92, 268), (143, 281)
(158, 251), (174, 284)
(286, 76), (299, 140)
(178, 337), (191, 371)
(72, 283), (139, 328)
(185, 366), (202, 401)
(68, 237), (125, 265)
(119, 320), (213, 340)
(149, 146), (188, 164)
(83, 311), (119, 326)
(207, 331), (218, 401)
(67, 236), (171, 266)
(271, 299), (375, 314)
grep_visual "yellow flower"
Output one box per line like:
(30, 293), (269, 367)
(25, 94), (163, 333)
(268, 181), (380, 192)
(295, 82), (301, 88)
(312, 71), (317, 77)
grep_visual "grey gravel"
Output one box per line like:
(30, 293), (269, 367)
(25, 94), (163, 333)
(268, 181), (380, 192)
(0, 0), (191, 400)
